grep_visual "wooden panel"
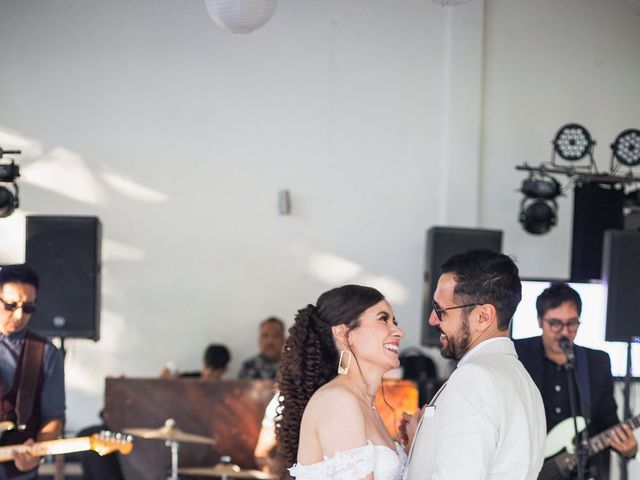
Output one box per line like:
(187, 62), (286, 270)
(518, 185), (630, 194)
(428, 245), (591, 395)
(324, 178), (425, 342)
(105, 378), (275, 480)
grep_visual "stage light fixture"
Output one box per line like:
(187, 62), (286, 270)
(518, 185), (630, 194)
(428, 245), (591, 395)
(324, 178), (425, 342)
(521, 176), (561, 200)
(611, 129), (640, 167)
(519, 199), (558, 235)
(518, 174), (561, 235)
(517, 126), (640, 237)
(0, 160), (20, 182)
(553, 124), (594, 161)
(0, 148), (22, 219)
(625, 188), (640, 207)
(0, 183), (18, 218)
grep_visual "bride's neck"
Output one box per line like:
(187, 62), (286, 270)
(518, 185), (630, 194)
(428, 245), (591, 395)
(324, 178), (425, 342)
(345, 369), (382, 406)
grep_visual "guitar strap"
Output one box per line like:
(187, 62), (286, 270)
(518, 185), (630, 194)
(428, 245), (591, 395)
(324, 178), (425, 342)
(14, 330), (45, 429)
(1, 331), (45, 478)
(574, 346), (591, 423)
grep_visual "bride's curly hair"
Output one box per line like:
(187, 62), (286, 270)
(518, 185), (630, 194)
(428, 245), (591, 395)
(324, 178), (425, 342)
(275, 284), (385, 478)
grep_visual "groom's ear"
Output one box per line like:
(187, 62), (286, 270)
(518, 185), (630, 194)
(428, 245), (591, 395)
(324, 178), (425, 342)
(332, 324), (349, 346)
(475, 303), (497, 332)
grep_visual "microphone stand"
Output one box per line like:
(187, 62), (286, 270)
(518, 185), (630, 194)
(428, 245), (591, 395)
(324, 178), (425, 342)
(564, 354), (590, 480)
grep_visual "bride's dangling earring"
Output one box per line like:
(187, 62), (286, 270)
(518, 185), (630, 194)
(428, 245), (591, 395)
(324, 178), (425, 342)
(337, 350), (351, 375)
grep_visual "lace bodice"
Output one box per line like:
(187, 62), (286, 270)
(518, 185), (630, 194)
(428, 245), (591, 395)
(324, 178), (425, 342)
(289, 441), (407, 480)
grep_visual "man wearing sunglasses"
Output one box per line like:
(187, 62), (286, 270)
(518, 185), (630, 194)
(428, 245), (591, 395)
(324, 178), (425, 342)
(514, 283), (637, 479)
(404, 249), (545, 480)
(0, 264), (65, 479)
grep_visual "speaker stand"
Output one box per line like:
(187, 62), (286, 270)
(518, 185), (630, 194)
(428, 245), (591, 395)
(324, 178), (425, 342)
(619, 338), (639, 480)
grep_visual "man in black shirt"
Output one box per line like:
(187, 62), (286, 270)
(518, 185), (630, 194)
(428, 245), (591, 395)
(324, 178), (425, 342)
(514, 283), (637, 479)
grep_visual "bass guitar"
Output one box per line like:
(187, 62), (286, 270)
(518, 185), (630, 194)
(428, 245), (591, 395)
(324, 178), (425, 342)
(538, 414), (640, 480)
(0, 429), (133, 463)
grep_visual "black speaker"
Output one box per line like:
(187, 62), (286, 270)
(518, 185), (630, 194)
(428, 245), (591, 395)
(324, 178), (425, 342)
(421, 227), (503, 346)
(571, 182), (624, 281)
(25, 216), (102, 339)
(602, 230), (640, 342)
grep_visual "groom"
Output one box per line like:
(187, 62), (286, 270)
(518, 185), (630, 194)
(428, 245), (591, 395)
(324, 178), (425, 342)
(404, 249), (546, 480)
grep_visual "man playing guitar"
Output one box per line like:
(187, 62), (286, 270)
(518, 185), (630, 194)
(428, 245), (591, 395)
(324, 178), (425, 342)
(514, 283), (637, 479)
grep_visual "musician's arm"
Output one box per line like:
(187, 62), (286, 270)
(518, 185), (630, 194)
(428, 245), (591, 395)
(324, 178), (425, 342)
(595, 353), (637, 458)
(13, 344), (66, 472)
(12, 419), (63, 471)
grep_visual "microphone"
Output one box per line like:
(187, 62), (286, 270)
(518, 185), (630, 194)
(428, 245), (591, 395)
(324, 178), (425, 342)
(559, 336), (575, 363)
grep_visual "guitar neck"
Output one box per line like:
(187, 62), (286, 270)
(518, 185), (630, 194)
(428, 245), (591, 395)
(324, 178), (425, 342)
(0, 437), (91, 463)
(588, 414), (640, 455)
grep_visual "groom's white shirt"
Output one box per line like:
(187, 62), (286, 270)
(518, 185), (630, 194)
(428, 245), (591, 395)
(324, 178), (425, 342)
(404, 337), (546, 480)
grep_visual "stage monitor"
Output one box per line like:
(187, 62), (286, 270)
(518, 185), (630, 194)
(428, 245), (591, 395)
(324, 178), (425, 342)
(511, 279), (640, 378)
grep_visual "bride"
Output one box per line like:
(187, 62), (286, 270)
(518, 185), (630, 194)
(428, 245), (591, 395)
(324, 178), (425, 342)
(276, 285), (406, 480)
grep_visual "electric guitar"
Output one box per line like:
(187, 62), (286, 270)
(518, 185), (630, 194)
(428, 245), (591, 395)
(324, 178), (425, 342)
(538, 414), (640, 480)
(0, 423), (14, 436)
(0, 429), (133, 463)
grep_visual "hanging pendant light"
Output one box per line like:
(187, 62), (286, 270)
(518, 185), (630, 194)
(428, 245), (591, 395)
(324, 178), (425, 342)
(204, 0), (278, 34)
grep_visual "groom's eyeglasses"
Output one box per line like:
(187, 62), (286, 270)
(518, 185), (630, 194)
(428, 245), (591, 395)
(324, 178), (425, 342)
(432, 301), (481, 322)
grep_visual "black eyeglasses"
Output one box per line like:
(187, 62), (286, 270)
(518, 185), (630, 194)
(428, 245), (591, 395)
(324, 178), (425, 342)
(432, 301), (481, 322)
(0, 298), (37, 314)
(544, 318), (580, 333)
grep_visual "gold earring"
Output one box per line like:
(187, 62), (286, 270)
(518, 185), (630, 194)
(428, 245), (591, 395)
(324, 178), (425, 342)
(337, 350), (351, 375)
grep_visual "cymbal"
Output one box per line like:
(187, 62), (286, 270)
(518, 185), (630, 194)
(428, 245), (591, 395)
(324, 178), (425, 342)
(178, 464), (277, 479)
(123, 418), (214, 445)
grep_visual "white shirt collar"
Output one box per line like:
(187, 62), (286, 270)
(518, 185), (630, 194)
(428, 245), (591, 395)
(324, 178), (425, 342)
(458, 336), (511, 366)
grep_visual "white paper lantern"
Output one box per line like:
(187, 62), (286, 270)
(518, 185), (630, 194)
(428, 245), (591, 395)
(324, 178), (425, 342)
(204, 0), (278, 34)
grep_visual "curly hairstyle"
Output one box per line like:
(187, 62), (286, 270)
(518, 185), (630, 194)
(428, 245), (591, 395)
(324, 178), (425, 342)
(275, 285), (385, 477)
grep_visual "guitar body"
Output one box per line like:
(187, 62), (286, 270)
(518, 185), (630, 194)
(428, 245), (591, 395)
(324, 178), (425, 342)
(544, 416), (587, 458)
(538, 412), (640, 480)
(0, 422), (14, 437)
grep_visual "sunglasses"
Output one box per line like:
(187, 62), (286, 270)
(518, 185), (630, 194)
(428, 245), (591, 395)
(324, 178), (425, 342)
(0, 298), (37, 314)
(432, 301), (482, 322)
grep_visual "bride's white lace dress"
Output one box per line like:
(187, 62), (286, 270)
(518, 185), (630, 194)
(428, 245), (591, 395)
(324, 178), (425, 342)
(289, 440), (407, 480)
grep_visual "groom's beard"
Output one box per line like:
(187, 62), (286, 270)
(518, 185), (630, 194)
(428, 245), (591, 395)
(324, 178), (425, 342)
(440, 315), (470, 360)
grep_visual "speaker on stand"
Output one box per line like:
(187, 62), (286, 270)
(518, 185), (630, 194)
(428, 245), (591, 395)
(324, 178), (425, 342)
(571, 181), (624, 281)
(421, 227), (503, 346)
(25, 215), (102, 341)
(601, 230), (640, 480)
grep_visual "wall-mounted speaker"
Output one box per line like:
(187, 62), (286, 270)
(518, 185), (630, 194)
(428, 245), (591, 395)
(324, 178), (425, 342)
(602, 230), (640, 342)
(421, 227), (503, 346)
(25, 216), (102, 340)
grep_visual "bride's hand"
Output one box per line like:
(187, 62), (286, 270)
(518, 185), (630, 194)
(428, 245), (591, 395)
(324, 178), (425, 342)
(398, 408), (422, 449)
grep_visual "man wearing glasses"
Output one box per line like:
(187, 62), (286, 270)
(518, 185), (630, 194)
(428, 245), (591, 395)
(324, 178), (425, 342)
(514, 283), (637, 479)
(0, 264), (65, 480)
(404, 249), (545, 480)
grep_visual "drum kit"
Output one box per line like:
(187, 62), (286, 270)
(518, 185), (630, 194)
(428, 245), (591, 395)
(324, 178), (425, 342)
(124, 418), (276, 480)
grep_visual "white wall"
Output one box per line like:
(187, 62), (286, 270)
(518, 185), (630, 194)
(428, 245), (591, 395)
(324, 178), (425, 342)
(482, 0), (640, 279)
(0, 0), (451, 428)
(0, 2), (639, 471)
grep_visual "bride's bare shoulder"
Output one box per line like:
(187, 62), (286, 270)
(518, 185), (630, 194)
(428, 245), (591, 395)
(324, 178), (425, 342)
(306, 379), (362, 415)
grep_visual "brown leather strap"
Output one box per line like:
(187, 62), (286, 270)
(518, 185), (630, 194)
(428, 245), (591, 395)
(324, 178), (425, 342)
(15, 333), (45, 429)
